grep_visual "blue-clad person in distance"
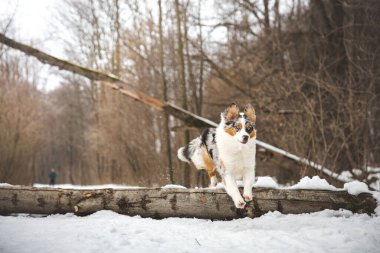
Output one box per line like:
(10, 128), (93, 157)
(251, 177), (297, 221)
(49, 168), (57, 186)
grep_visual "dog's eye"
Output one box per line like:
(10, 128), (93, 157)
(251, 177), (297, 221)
(246, 124), (255, 132)
(226, 121), (235, 126)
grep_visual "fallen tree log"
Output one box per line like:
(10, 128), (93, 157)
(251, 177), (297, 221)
(0, 186), (376, 219)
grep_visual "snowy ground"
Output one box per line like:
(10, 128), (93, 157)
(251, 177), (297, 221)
(0, 209), (379, 253)
(1, 177), (380, 253)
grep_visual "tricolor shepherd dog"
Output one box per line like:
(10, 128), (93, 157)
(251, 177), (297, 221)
(178, 103), (256, 209)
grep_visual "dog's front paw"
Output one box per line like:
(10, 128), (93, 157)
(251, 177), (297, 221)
(234, 198), (246, 209)
(243, 192), (253, 202)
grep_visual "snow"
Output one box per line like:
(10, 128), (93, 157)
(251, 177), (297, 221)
(0, 183), (12, 187)
(367, 167), (380, 191)
(11, 176), (378, 197)
(211, 182), (226, 189)
(343, 181), (369, 196)
(33, 184), (144, 190)
(1, 178), (380, 252)
(255, 140), (349, 184)
(253, 176), (279, 188)
(338, 170), (354, 182)
(338, 168), (380, 191)
(290, 176), (338, 191)
(161, 184), (187, 189)
(372, 191), (380, 216)
(0, 209), (379, 253)
(32, 183), (188, 190)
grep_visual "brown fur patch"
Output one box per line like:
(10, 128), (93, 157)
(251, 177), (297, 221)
(244, 104), (256, 123)
(250, 130), (256, 139)
(202, 150), (215, 178)
(225, 122), (242, 136)
(224, 104), (239, 121)
(208, 170), (216, 177)
(224, 127), (237, 136)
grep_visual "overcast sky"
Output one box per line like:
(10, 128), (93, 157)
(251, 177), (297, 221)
(0, 0), (58, 50)
(0, 0), (216, 92)
(0, 0), (63, 91)
(0, 0), (292, 92)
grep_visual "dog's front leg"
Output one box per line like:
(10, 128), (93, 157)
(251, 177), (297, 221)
(223, 173), (245, 209)
(243, 169), (255, 202)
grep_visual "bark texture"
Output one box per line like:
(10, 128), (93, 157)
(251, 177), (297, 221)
(0, 186), (376, 219)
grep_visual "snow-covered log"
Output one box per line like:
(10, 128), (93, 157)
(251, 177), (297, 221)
(0, 186), (376, 219)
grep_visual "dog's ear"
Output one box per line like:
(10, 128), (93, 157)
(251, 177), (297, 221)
(223, 103), (240, 121)
(243, 103), (256, 123)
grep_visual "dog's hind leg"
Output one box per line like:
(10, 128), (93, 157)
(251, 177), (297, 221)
(209, 173), (218, 187)
(202, 150), (218, 187)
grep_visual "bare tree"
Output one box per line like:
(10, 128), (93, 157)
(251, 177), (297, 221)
(0, 55), (43, 185)
(175, 0), (191, 187)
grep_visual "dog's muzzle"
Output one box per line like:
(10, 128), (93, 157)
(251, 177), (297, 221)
(241, 135), (249, 144)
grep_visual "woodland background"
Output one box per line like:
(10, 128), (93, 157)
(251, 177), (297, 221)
(0, 0), (379, 187)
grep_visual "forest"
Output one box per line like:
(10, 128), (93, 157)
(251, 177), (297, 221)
(0, 0), (379, 188)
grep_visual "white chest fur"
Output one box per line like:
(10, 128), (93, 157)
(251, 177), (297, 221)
(215, 125), (256, 179)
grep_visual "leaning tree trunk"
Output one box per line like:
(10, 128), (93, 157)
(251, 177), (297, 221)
(0, 186), (376, 219)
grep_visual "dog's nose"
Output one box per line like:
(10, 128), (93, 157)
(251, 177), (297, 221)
(242, 135), (249, 143)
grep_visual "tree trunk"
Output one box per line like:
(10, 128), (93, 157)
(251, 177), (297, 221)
(263, 0), (270, 35)
(158, 0), (174, 184)
(183, 2), (197, 114)
(174, 0), (191, 187)
(196, 0), (204, 116)
(0, 185), (376, 219)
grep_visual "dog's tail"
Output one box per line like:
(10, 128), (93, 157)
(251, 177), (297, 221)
(177, 145), (192, 163)
(177, 137), (203, 164)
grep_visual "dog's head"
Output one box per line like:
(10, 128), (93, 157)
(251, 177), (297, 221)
(220, 103), (256, 144)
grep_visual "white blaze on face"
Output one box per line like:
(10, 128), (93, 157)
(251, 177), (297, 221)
(221, 110), (255, 144)
(235, 114), (250, 144)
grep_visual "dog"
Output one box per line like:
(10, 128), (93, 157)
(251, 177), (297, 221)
(177, 103), (256, 209)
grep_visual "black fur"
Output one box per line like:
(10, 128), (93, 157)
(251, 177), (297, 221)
(178, 128), (218, 165)
(200, 128), (211, 145)
(200, 128), (217, 161)
(182, 144), (191, 162)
